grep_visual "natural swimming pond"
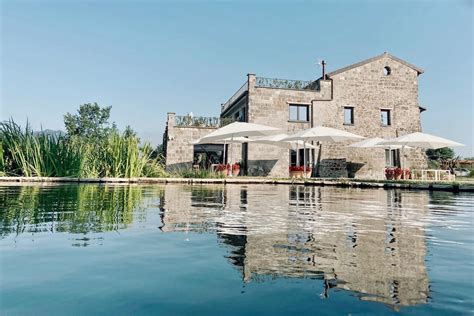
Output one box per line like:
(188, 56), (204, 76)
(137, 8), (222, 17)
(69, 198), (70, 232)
(0, 184), (472, 315)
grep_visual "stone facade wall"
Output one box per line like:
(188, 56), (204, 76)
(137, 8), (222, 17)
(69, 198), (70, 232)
(318, 159), (348, 178)
(246, 75), (332, 177)
(164, 113), (219, 170)
(243, 55), (427, 179)
(312, 55), (427, 179)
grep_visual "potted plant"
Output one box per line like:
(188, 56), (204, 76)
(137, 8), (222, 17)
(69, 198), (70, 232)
(232, 162), (241, 176)
(215, 164), (228, 176)
(404, 168), (411, 179)
(289, 166), (304, 178)
(385, 168), (394, 180)
(393, 167), (403, 180)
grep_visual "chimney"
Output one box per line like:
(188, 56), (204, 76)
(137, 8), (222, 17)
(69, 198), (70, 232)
(321, 60), (326, 80)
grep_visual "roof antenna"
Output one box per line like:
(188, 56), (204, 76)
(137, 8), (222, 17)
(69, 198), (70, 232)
(316, 59), (327, 80)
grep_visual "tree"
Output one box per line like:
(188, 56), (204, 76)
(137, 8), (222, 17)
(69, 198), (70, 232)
(150, 144), (165, 164)
(64, 103), (116, 140)
(426, 147), (455, 161)
(123, 125), (137, 139)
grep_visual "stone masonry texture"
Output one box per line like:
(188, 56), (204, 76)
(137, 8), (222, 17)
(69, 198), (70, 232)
(164, 53), (428, 179)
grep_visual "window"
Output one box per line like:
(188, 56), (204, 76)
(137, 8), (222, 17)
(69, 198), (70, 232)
(233, 108), (246, 122)
(194, 144), (225, 167)
(385, 149), (400, 167)
(381, 109), (391, 126)
(344, 107), (354, 125)
(289, 104), (309, 122)
(383, 66), (391, 76)
(290, 148), (311, 166)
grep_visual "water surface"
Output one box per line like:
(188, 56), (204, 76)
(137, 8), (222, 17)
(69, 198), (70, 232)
(0, 184), (473, 315)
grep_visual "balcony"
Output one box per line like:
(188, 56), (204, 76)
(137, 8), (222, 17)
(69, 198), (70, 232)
(255, 77), (319, 90)
(174, 115), (234, 128)
(221, 81), (248, 114)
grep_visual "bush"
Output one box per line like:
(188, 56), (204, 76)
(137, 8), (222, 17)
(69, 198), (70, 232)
(172, 168), (225, 179)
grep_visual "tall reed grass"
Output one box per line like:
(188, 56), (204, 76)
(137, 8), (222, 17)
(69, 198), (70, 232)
(0, 120), (167, 178)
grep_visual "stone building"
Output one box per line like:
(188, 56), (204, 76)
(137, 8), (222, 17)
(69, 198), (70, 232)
(163, 52), (428, 179)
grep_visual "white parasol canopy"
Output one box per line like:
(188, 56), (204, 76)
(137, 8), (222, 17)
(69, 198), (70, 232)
(199, 122), (281, 168)
(251, 134), (317, 150)
(190, 137), (251, 145)
(283, 126), (365, 143)
(347, 137), (411, 168)
(199, 122), (281, 143)
(283, 126), (365, 177)
(379, 132), (464, 180)
(347, 137), (409, 149)
(190, 136), (252, 166)
(378, 132), (464, 149)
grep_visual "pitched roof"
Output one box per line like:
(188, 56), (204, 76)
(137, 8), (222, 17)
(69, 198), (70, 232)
(326, 52), (424, 77)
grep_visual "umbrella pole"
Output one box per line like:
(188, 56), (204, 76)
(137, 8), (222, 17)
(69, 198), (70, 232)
(388, 146), (392, 167)
(230, 135), (234, 177)
(304, 142), (307, 179)
(223, 140), (227, 165)
(296, 143), (299, 166)
(401, 145), (405, 180)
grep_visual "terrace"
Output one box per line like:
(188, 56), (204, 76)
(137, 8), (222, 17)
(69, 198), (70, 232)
(221, 81), (248, 114)
(221, 76), (320, 114)
(174, 115), (234, 128)
(255, 77), (320, 90)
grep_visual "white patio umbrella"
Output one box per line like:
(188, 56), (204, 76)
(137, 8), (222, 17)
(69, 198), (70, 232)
(200, 122), (281, 143)
(190, 137), (252, 165)
(283, 126), (365, 177)
(378, 132), (465, 179)
(347, 137), (411, 168)
(251, 134), (316, 168)
(378, 132), (464, 149)
(199, 122), (281, 166)
(348, 137), (388, 148)
(251, 134), (317, 150)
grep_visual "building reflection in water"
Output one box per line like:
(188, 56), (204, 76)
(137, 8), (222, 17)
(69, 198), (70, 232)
(160, 184), (430, 308)
(0, 183), (431, 309)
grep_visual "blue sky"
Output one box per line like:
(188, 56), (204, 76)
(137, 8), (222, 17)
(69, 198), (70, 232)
(1, 0), (472, 156)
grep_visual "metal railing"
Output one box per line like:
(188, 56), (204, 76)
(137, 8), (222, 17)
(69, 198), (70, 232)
(255, 77), (319, 90)
(411, 169), (456, 181)
(221, 81), (248, 113)
(174, 115), (235, 128)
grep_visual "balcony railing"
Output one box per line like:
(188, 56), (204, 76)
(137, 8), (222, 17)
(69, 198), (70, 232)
(221, 81), (248, 113)
(255, 77), (319, 90)
(174, 115), (234, 128)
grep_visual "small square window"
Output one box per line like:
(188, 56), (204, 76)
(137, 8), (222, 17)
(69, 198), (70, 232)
(344, 107), (354, 125)
(381, 109), (391, 126)
(289, 104), (309, 122)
